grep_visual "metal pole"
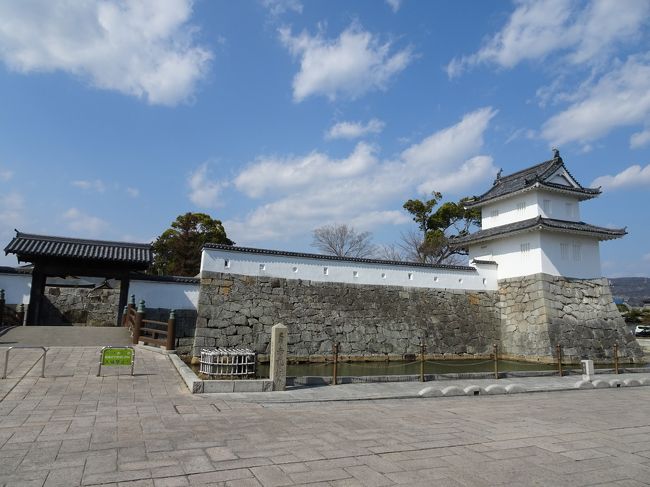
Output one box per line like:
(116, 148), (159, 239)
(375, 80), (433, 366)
(419, 339), (425, 382)
(166, 310), (176, 351)
(556, 343), (562, 377)
(493, 343), (499, 380)
(332, 342), (338, 386)
(614, 343), (619, 374)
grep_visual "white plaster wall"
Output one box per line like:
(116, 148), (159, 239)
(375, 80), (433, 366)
(535, 191), (581, 221)
(470, 232), (543, 280)
(481, 194), (539, 229)
(128, 280), (199, 310)
(201, 248), (498, 291)
(0, 273), (31, 304)
(540, 233), (601, 278)
(481, 190), (581, 229)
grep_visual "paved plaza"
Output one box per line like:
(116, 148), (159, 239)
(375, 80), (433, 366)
(1, 346), (650, 486)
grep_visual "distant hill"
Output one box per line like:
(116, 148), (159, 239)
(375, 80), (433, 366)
(609, 277), (650, 307)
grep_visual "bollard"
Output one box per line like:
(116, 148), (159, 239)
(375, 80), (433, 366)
(556, 343), (563, 377)
(133, 300), (145, 345)
(493, 343), (499, 380)
(17, 304), (25, 326)
(419, 339), (425, 383)
(332, 342), (339, 386)
(166, 309), (176, 351)
(614, 343), (619, 375)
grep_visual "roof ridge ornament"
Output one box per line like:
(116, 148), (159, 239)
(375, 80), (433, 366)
(493, 168), (503, 185)
(552, 147), (561, 160)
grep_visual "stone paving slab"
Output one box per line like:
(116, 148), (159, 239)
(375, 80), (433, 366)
(1, 347), (650, 486)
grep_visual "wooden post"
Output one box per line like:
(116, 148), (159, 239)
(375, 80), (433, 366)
(419, 339), (425, 383)
(166, 309), (176, 351)
(116, 276), (129, 327)
(133, 299), (145, 345)
(332, 342), (339, 386)
(614, 343), (619, 375)
(556, 343), (563, 377)
(27, 268), (46, 325)
(493, 343), (499, 380)
(0, 289), (4, 326)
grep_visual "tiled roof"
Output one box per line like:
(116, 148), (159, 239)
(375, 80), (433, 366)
(465, 155), (600, 207)
(4, 232), (152, 266)
(452, 217), (626, 246)
(204, 243), (477, 271)
(130, 272), (199, 284)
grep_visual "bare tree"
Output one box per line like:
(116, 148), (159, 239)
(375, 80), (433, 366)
(311, 224), (376, 258)
(396, 229), (465, 265)
(377, 243), (405, 262)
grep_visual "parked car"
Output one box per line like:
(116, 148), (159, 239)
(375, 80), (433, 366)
(635, 325), (650, 337)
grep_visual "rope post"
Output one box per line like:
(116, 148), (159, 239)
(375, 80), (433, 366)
(493, 343), (499, 380)
(332, 342), (339, 386)
(133, 300), (145, 345)
(166, 309), (176, 351)
(419, 339), (425, 383)
(614, 343), (619, 374)
(556, 343), (563, 377)
(0, 289), (4, 326)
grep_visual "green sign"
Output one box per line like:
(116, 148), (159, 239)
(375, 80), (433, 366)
(101, 348), (134, 366)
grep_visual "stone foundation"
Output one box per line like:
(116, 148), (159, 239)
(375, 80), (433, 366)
(499, 274), (643, 363)
(194, 272), (501, 359)
(193, 271), (644, 364)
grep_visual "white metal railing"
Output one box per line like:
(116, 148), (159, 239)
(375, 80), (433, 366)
(200, 348), (256, 377)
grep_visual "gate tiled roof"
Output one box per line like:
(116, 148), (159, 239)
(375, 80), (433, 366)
(4, 231), (152, 266)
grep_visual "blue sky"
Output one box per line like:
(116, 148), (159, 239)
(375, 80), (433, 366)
(1, 0), (650, 277)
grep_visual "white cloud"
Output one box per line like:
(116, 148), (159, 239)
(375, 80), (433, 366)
(261, 0), (302, 16)
(630, 128), (650, 148)
(279, 24), (413, 101)
(0, 0), (212, 106)
(385, 0), (402, 13)
(126, 187), (140, 198)
(447, 0), (650, 77)
(226, 107), (496, 243)
(188, 163), (223, 208)
(0, 191), (24, 228)
(591, 164), (650, 190)
(62, 208), (108, 236)
(325, 118), (385, 140)
(541, 54), (650, 145)
(0, 167), (13, 181)
(71, 179), (106, 192)
(644, 253), (650, 262)
(235, 142), (378, 198)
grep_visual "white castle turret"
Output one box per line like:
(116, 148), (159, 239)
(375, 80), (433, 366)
(455, 150), (640, 363)
(456, 149), (625, 280)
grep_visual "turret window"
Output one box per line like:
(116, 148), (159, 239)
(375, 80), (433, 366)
(520, 242), (530, 260)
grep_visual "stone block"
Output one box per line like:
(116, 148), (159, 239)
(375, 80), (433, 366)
(464, 385), (484, 396)
(623, 378), (641, 387)
(505, 383), (526, 394)
(418, 387), (442, 397)
(574, 380), (594, 389)
(441, 386), (465, 397)
(591, 379), (610, 389)
(484, 384), (507, 395)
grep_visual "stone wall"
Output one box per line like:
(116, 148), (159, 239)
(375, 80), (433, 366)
(194, 272), (501, 360)
(499, 274), (643, 362)
(41, 286), (120, 326)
